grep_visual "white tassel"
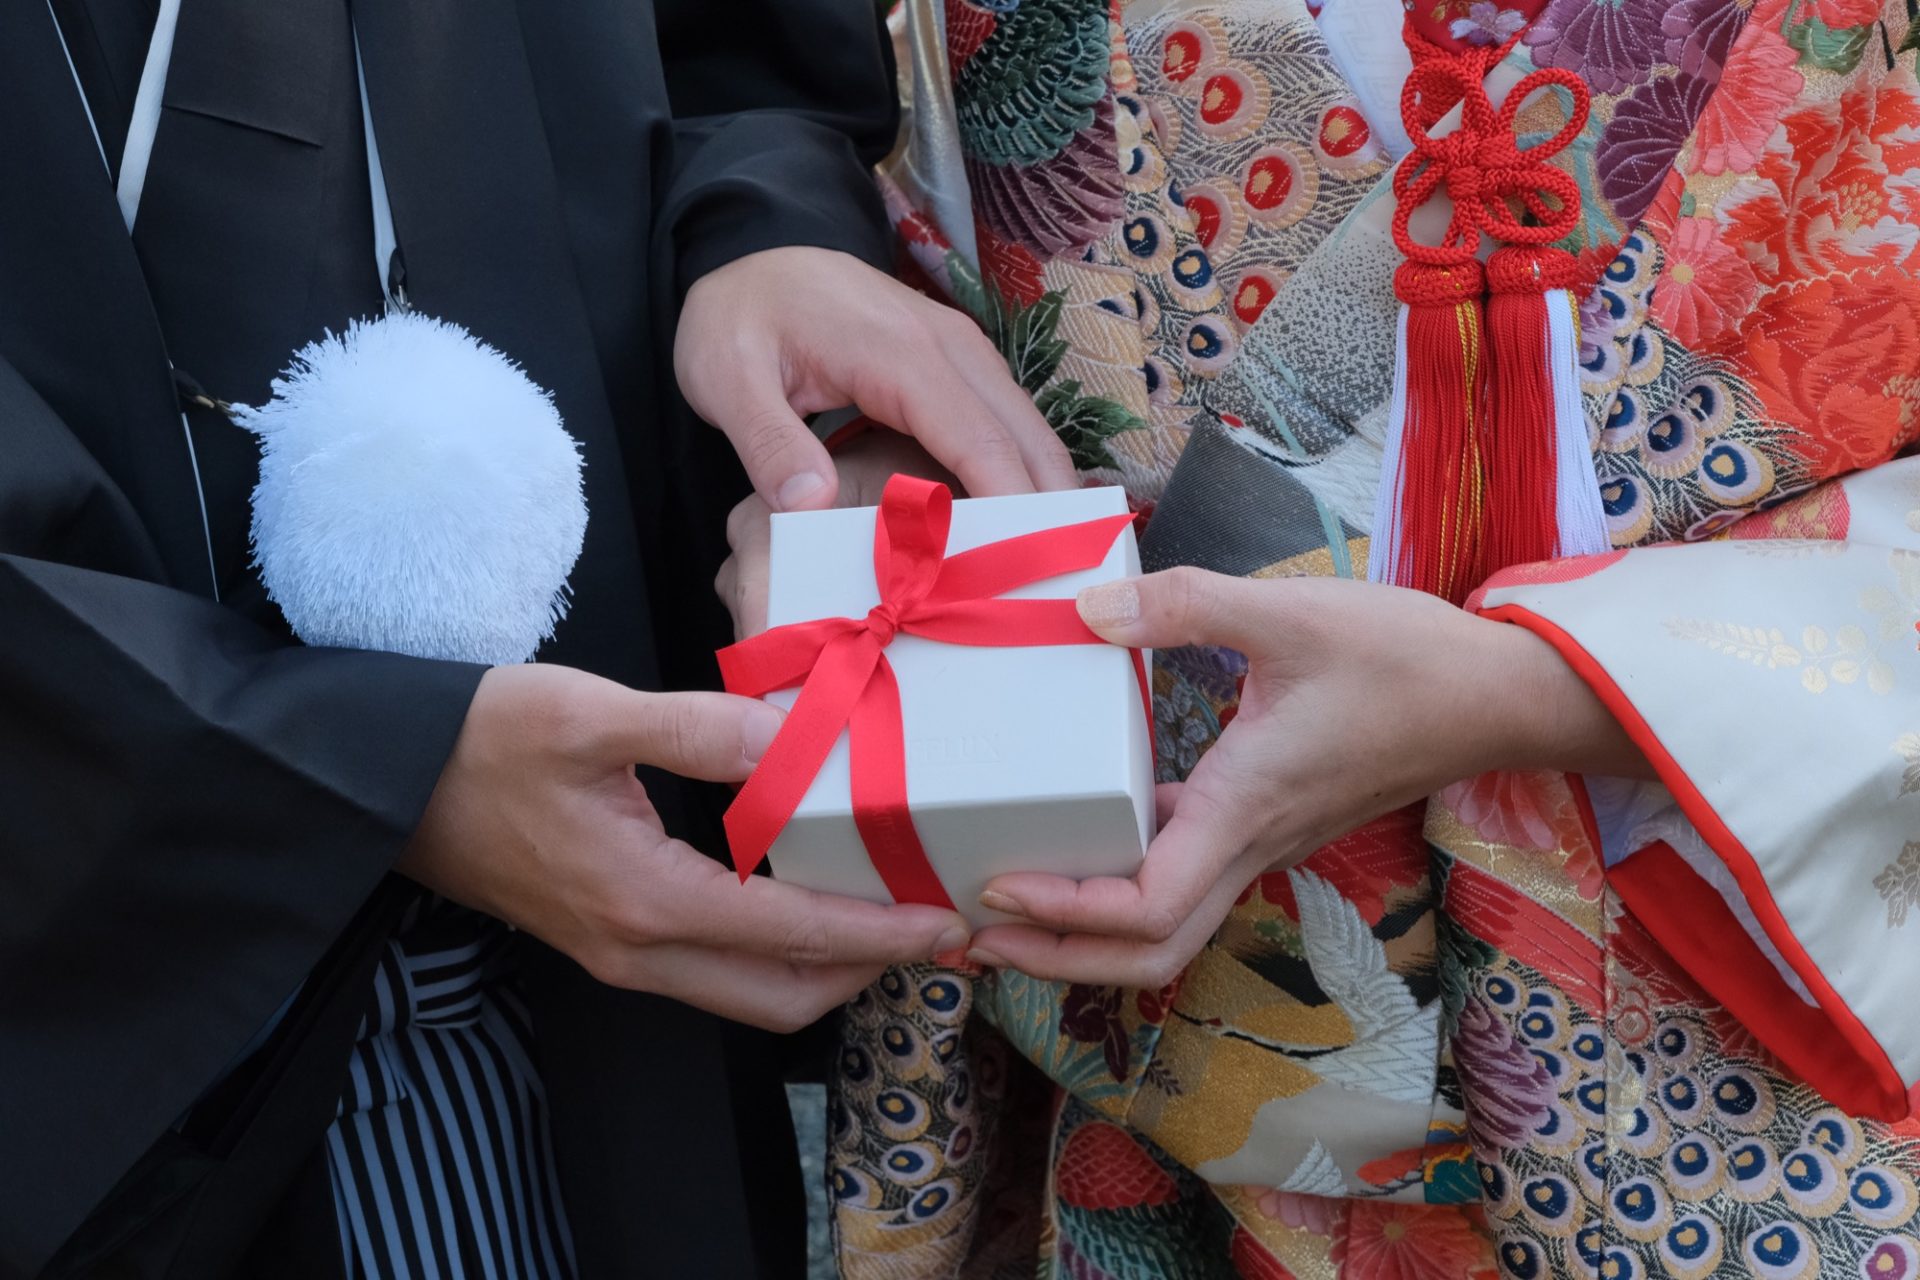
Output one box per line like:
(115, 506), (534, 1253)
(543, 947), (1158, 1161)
(1366, 304), (1412, 584)
(1545, 288), (1610, 558)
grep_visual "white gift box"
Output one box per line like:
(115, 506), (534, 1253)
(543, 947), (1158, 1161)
(760, 485), (1156, 929)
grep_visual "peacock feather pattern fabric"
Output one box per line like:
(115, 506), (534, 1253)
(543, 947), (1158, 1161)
(836, 0), (1920, 1274)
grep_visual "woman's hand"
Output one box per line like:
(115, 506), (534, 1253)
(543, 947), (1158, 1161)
(675, 246), (1075, 514)
(965, 568), (1650, 988)
(400, 664), (971, 1032)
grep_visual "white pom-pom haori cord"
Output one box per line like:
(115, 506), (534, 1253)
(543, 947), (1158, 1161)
(235, 316), (586, 666)
(62, 4), (589, 663)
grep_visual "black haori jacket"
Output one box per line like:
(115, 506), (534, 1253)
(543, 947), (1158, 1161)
(0, 0), (895, 1275)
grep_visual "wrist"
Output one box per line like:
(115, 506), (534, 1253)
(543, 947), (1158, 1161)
(1474, 615), (1652, 779)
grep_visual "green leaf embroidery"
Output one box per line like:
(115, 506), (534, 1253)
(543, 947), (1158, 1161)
(949, 262), (1144, 470)
(998, 292), (1071, 395)
(945, 251), (989, 325)
(1788, 14), (1873, 73)
(1035, 379), (1147, 471)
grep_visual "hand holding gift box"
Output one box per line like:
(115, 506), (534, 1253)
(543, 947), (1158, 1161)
(719, 475), (1155, 930)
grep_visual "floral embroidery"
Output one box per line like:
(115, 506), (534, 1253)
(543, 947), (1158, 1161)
(1721, 78), (1920, 284)
(1895, 733), (1920, 797)
(1527, 0), (1670, 95)
(1660, 0), (1751, 78)
(1687, 17), (1801, 178)
(1797, 0), (1881, 29)
(1252, 1186), (1340, 1233)
(1647, 215), (1759, 349)
(1874, 842), (1920, 927)
(1331, 1201), (1493, 1280)
(1740, 273), (1920, 475)
(1598, 71), (1715, 222)
(1451, 2), (1530, 45)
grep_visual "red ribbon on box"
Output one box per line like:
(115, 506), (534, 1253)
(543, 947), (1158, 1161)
(717, 474), (1146, 910)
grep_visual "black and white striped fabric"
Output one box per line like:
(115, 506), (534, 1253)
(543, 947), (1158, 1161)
(326, 901), (576, 1280)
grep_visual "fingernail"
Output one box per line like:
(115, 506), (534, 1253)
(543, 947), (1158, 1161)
(978, 889), (1024, 916)
(776, 471), (828, 512)
(933, 923), (971, 954)
(932, 947), (972, 968)
(741, 702), (783, 763)
(1077, 580), (1140, 629)
(966, 947), (1007, 968)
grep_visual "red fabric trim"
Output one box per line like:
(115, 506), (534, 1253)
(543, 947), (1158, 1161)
(1611, 841), (1897, 1113)
(1463, 548), (1627, 613)
(1478, 601), (1909, 1120)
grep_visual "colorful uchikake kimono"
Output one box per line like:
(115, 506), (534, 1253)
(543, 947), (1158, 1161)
(830, 0), (1920, 1276)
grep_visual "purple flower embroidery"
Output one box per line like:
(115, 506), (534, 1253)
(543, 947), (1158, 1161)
(1450, 2), (1529, 45)
(1596, 71), (1714, 225)
(1577, 282), (1618, 365)
(1452, 995), (1556, 1153)
(1660, 0), (1752, 81)
(1526, 0), (1669, 95)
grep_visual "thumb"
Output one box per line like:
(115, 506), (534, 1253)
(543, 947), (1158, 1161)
(709, 373), (840, 513)
(1076, 567), (1277, 657)
(602, 689), (785, 783)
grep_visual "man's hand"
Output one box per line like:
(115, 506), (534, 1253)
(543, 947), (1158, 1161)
(714, 430), (959, 640)
(399, 664), (971, 1031)
(675, 246), (1076, 513)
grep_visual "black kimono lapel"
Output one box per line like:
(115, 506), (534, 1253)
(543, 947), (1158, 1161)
(1, 6), (210, 598)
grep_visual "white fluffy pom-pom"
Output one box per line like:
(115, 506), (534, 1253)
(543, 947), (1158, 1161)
(235, 312), (588, 666)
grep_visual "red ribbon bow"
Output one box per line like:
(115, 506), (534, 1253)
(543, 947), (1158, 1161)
(717, 475), (1141, 909)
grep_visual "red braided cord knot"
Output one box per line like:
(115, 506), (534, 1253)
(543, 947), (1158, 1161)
(1390, 29), (1591, 302)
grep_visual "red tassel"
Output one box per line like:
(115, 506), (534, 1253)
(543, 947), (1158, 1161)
(1483, 248), (1570, 572)
(1380, 24), (1598, 602)
(1391, 259), (1489, 604)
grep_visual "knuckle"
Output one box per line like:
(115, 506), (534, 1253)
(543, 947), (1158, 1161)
(969, 426), (1025, 472)
(577, 941), (636, 990)
(1138, 903), (1183, 945)
(736, 407), (804, 468)
(661, 697), (711, 767)
(724, 498), (758, 545)
(932, 306), (986, 347)
(777, 918), (838, 966)
(530, 685), (601, 758)
(599, 892), (665, 949)
(1162, 566), (1212, 631)
(905, 312), (952, 354)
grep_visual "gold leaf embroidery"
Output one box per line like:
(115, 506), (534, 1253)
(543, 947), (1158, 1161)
(1897, 734), (1920, 798)
(1874, 842), (1920, 927)
(1663, 619), (1802, 669)
(1730, 540), (1847, 560)
(1669, 551), (1916, 695)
